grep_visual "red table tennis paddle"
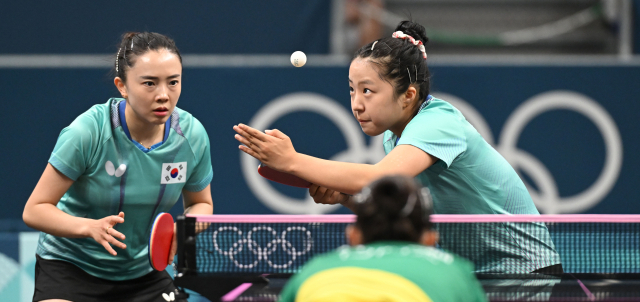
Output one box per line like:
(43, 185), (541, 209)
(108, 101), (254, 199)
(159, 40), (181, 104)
(149, 212), (174, 271)
(258, 163), (311, 188)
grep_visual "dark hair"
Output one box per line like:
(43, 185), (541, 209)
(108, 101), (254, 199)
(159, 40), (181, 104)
(114, 32), (182, 83)
(353, 21), (430, 114)
(354, 175), (433, 244)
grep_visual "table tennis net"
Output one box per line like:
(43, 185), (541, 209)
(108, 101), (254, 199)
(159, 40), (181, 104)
(177, 215), (640, 275)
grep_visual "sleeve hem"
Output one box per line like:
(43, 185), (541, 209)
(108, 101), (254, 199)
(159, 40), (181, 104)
(183, 169), (213, 192)
(396, 139), (453, 168)
(49, 155), (82, 181)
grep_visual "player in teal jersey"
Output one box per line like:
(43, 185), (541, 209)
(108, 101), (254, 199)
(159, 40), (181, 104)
(234, 20), (561, 274)
(279, 175), (487, 302)
(23, 32), (213, 302)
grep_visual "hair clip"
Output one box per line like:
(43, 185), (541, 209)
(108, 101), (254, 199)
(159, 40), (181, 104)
(354, 187), (371, 204)
(400, 192), (417, 217)
(116, 48), (121, 72)
(420, 187), (432, 210)
(371, 41), (378, 50)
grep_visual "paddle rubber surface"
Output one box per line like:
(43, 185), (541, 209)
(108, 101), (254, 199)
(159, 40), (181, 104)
(149, 212), (174, 271)
(258, 164), (311, 188)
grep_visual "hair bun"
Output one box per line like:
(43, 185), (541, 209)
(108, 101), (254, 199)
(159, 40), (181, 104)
(370, 177), (411, 217)
(354, 175), (431, 244)
(395, 21), (429, 45)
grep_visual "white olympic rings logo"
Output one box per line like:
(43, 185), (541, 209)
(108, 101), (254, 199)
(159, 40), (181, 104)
(241, 90), (622, 214)
(212, 226), (313, 269)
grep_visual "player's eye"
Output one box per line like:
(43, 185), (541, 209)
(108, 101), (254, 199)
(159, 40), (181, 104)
(363, 88), (372, 94)
(143, 81), (155, 87)
(349, 86), (354, 93)
(169, 80), (179, 86)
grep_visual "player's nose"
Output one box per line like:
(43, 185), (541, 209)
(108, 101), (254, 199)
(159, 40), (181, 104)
(351, 94), (364, 112)
(156, 84), (169, 102)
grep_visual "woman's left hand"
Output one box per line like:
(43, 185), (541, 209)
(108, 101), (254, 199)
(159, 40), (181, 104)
(309, 184), (350, 205)
(233, 124), (298, 172)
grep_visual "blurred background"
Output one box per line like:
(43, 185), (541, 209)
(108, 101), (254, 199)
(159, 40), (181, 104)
(1, 0), (639, 300)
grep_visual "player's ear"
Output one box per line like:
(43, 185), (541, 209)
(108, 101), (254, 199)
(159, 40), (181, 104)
(419, 230), (438, 247)
(114, 77), (128, 99)
(346, 225), (363, 246)
(402, 86), (417, 110)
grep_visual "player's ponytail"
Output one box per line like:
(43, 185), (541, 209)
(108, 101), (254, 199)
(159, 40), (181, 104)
(114, 32), (182, 82)
(354, 175), (433, 244)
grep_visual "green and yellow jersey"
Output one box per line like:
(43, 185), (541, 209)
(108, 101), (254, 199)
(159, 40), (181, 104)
(279, 241), (487, 302)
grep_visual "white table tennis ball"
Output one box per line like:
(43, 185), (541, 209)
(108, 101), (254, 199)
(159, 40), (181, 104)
(290, 51), (307, 67)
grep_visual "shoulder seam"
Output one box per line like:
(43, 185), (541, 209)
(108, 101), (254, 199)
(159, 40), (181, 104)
(87, 103), (115, 168)
(173, 109), (200, 161)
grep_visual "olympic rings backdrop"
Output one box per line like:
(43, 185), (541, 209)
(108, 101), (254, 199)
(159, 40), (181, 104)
(1, 62), (640, 300)
(2, 64), (639, 223)
(199, 64), (638, 216)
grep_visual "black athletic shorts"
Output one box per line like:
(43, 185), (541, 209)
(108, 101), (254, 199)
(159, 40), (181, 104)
(33, 254), (187, 302)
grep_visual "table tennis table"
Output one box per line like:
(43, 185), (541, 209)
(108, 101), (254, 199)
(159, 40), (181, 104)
(175, 272), (640, 301)
(173, 214), (640, 302)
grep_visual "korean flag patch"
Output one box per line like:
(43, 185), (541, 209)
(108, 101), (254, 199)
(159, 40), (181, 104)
(161, 162), (187, 184)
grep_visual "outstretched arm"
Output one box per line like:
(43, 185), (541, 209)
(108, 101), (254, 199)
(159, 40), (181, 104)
(23, 164), (127, 256)
(234, 124), (436, 195)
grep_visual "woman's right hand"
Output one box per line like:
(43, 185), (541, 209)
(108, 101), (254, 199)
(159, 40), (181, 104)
(25, 164), (128, 256)
(85, 212), (127, 256)
(233, 124), (298, 172)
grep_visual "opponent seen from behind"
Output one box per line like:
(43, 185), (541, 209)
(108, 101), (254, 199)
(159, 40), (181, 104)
(279, 175), (487, 302)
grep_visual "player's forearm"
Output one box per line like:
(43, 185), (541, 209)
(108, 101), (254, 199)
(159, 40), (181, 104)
(23, 203), (92, 238)
(183, 200), (213, 235)
(183, 185), (214, 215)
(289, 154), (383, 195)
(184, 202), (213, 215)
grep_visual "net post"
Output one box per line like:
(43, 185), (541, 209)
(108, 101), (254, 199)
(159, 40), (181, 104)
(176, 215), (197, 275)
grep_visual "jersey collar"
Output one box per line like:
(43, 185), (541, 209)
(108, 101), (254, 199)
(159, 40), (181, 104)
(395, 95), (433, 145)
(118, 100), (171, 153)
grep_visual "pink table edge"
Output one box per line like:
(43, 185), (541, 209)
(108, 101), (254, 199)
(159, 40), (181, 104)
(220, 283), (253, 301)
(187, 214), (640, 223)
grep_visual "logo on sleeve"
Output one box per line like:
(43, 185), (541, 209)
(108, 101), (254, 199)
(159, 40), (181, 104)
(161, 162), (187, 184)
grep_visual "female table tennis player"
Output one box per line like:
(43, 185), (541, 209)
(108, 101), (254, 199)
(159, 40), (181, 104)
(234, 20), (561, 274)
(279, 175), (487, 302)
(23, 32), (213, 302)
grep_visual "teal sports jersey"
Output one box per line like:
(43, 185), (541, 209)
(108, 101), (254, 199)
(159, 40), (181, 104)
(279, 241), (487, 302)
(37, 98), (213, 280)
(383, 97), (561, 273)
